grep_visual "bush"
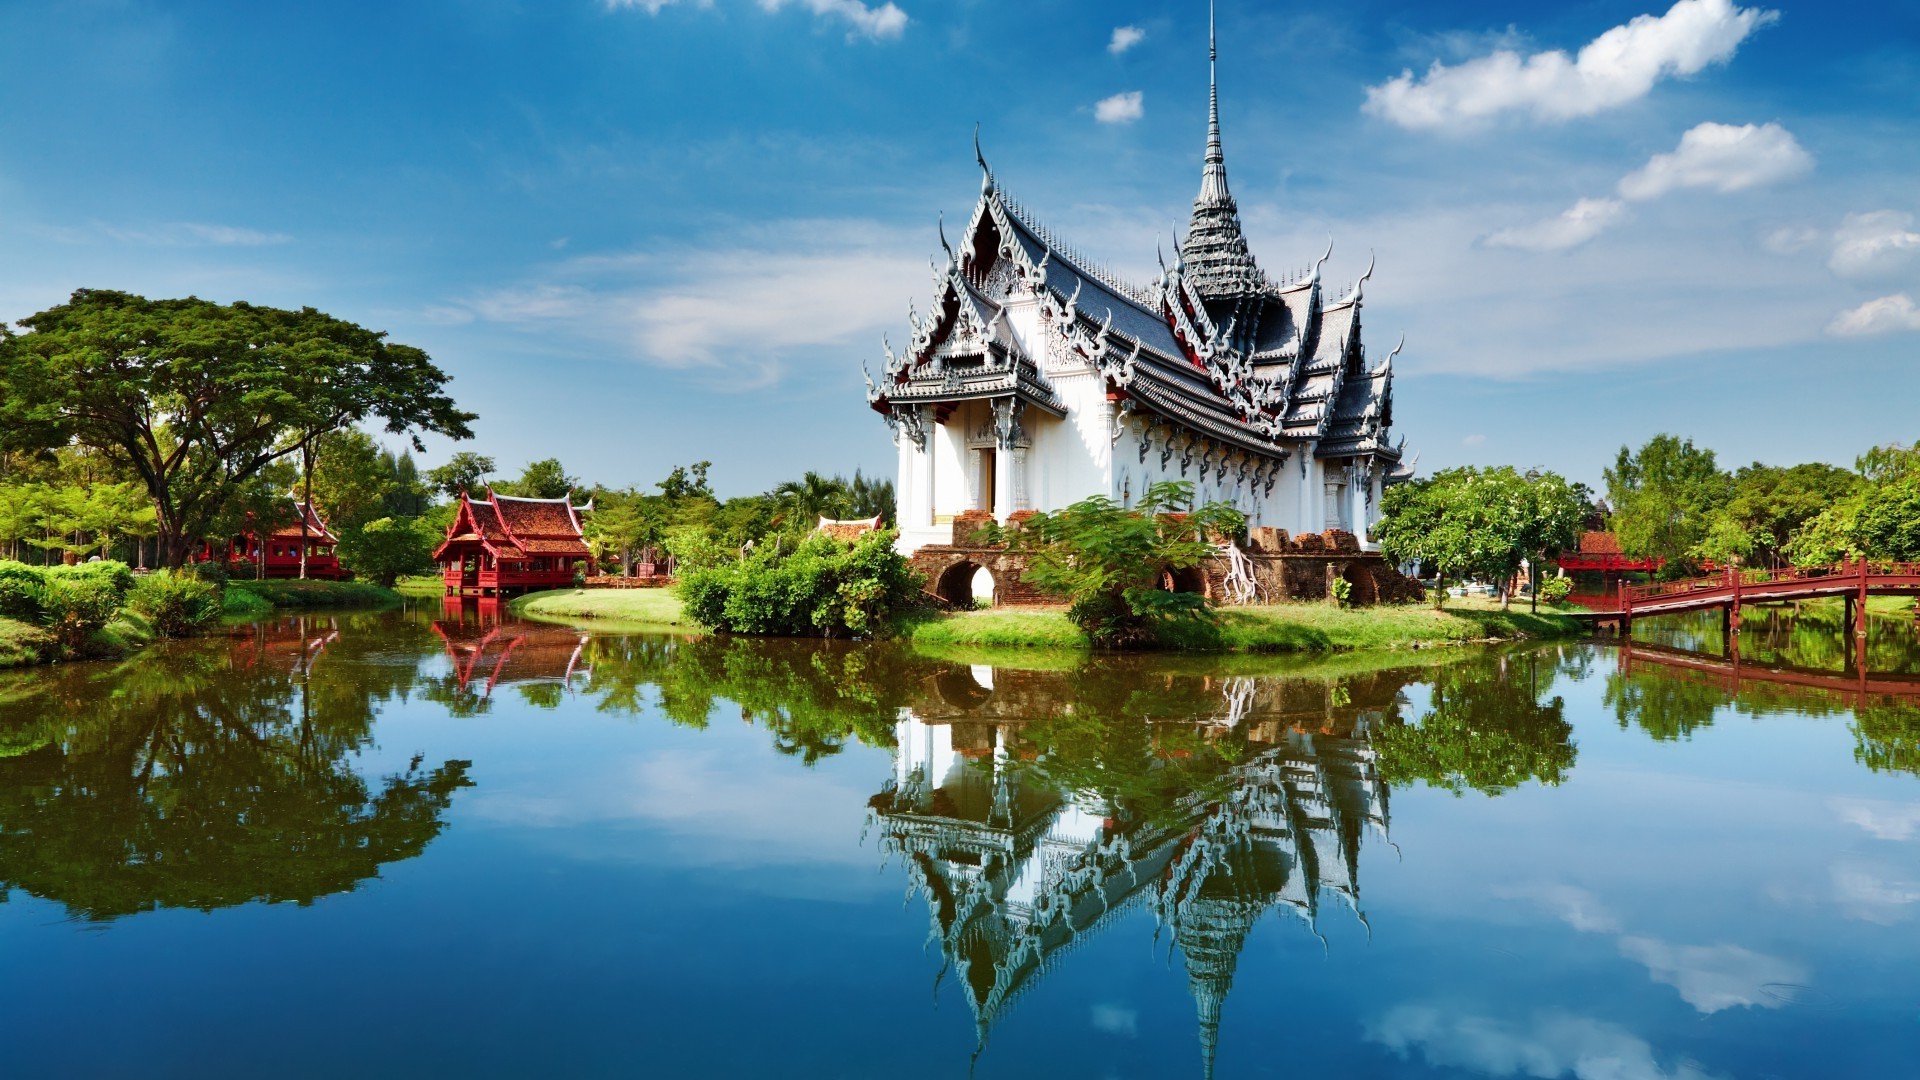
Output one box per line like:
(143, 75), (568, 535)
(181, 559), (231, 588)
(46, 560), (135, 602)
(676, 529), (922, 637)
(0, 561), (45, 620)
(1330, 578), (1353, 607)
(337, 517), (434, 588)
(1538, 576), (1574, 604)
(126, 570), (223, 638)
(37, 575), (122, 650)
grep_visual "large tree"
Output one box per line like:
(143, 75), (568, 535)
(1378, 466), (1584, 609)
(0, 290), (475, 566)
(1604, 434), (1730, 575)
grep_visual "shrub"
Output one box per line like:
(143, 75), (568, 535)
(337, 517), (434, 588)
(0, 561), (46, 620)
(1538, 576), (1574, 604)
(181, 559), (230, 588)
(45, 560), (135, 603)
(37, 575), (122, 651)
(126, 570), (223, 638)
(1330, 578), (1353, 607)
(676, 529), (922, 637)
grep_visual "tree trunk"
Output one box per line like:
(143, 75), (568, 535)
(300, 438), (313, 581)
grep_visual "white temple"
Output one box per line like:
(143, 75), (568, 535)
(867, 11), (1410, 556)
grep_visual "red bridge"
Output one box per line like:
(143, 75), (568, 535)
(1588, 559), (1920, 634)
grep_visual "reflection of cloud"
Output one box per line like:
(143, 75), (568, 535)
(1616, 937), (1807, 1014)
(1498, 883), (1805, 1014)
(1832, 797), (1920, 841)
(1367, 1006), (1715, 1080)
(1090, 1003), (1138, 1037)
(1832, 863), (1920, 925)
(1493, 883), (1620, 933)
(467, 749), (874, 868)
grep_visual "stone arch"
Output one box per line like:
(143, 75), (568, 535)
(934, 559), (999, 608)
(1340, 560), (1379, 606)
(1160, 565), (1208, 597)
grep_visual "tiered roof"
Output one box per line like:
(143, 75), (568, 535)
(263, 498), (339, 545)
(433, 489), (592, 561)
(866, 17), (1404, 471)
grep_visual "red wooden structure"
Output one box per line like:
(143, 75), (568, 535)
(201, 498), (346, 580)
(434, 489), (593, 597)
(1556, 531), (1663, 574)
(1594, 559), (1920, 635)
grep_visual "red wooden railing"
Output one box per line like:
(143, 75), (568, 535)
(1617, 558), (1920, 618)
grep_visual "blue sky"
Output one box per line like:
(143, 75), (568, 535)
(1, 0), (1915, 496)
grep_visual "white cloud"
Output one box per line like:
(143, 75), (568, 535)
(1833, 797), (1920, 841)
(1617, 122), (1812, 200)
(1762, 225), (1821, 254)
(1487, 122), (1807, 253)
(1828, 210), (1920, 278)
(446, 219), (922, 387)
(1367, 1007), (1715, 1080)
(1108, 25), (1145, 55)
(1364, 0), (1777, 131)
(1095, 90), (1144, 124)
(1462, 433), (1487, 446)
(1486, 198), (1629, 251)
(1826, 292), (1920, 338)
(607, 0), (906, 41)
(758, 0), (907, 41)
(1616, 937), (1808, 1014)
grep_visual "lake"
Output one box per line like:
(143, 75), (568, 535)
(3, 600), (1917, 1078)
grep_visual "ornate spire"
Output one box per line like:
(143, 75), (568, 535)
(1180, 1), (1261, 299)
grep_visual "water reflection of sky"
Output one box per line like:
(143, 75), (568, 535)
(0, 609), (1915, 1078)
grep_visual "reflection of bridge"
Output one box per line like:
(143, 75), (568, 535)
(1619, 638), (1920, 702)
(1584, 560), (1920, 633)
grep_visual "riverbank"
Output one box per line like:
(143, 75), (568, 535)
(227, 579), (401, 610)
(910, 600), (1586, 653)
(0, 611), (156, 670)
(510, 587), (697, 632)
(508, 586), (1583, 654)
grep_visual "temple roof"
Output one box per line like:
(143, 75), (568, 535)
(867, 14), (1405, 468)
(261, 497), (339, 544)
(433, 490), (592, 561)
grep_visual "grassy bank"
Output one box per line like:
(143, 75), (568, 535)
(511, 588), (695, 632)
(910, 599), (1585, 655)
(227, 579), (401, 610)
(0, 611), (155, 670)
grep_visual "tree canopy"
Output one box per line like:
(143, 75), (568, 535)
(1377, 466), (1584, 608)
(0, 290), (475, 566)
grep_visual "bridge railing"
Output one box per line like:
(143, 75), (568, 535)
(1621, 560), (1862, 605)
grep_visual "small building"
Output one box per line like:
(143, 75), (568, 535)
(434, 489), (592, 596)
(202, 497), (346, 580)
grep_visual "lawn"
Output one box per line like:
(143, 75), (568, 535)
(227, 579), (401, 609)
(0, 616), (54, 670)
(511, 588), (695, 631)
(910, 598), (1585, 655)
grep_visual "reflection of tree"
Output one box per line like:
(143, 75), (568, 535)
(1376, 652), (1577, 793)
(1605, 663), (1726, 741)
(1853, 700), (1920, 777)
(0, 621), (471, 922)
(579, 635), (912, 763)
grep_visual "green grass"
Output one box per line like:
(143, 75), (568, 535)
(511, 587), (695, 632)
(221, 587), (275, 619)
(394, 574), (446, 598)
(910, 599), (1584, 656)
(227, 579), (400, 610)
(0, 616), (55, 669)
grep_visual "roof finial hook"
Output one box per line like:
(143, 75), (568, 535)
(938, 210), (952, 259)
(1311, 236), (1333, 284)
(1354, 249), (1375, 302)
(1380, 333), (1403, 375)
(974, 123), (994, 196)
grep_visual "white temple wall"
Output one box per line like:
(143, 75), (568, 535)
(1023, 370), (1110, 513)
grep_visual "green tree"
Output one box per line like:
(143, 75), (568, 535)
(1722, 463), (1861, 567)
(995, 481), (1244, 647)
(1378, 466), (1581, 609)
(378, 448), (431, 518)
(500, 457), (577, 499)
(1604, 435), (1730, 575)
(0, 290), (475, 566)
(657, 461), (714, 501)
(425, 451), (495, 499)
(309, 429), (396, 533)
(207, 462), (303, 579)
(337, 517), (435, 588)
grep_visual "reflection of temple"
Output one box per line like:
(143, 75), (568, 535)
(870, 669), (1399, 1076)
(228, 614), (340, 675)
(431, 598), (592, 699)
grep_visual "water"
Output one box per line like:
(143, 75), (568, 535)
(3, 601), (1918, 1078)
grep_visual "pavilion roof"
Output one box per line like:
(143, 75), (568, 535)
(433, 490), (591, 561)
